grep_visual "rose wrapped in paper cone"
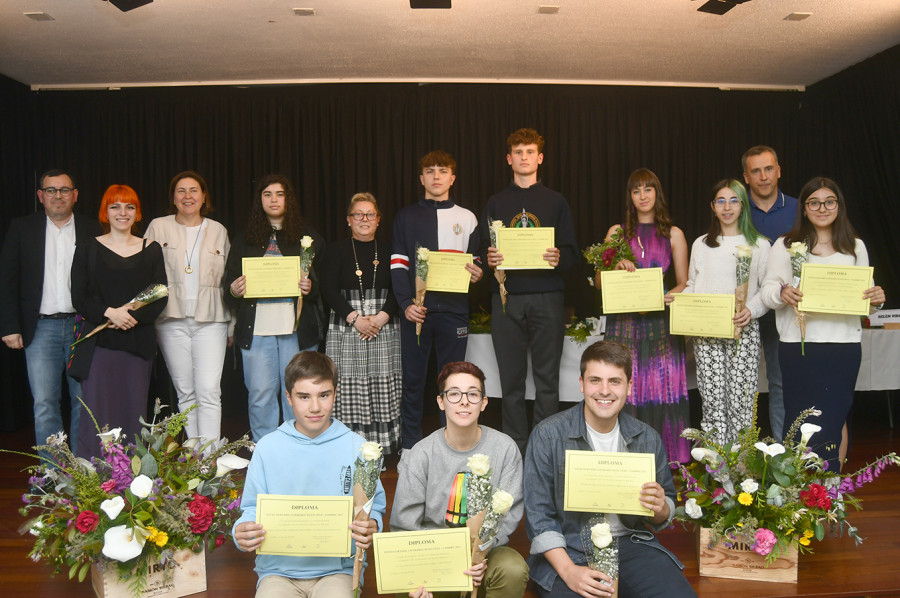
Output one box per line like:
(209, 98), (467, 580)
(788, 241), (808, 355)
(295, 236), (315, 329)
(351, 442), (383, 598)
(414, 276), (426, 341)
(414, 245), (430, 344)
(72, 283), (168, 346)
(489, 221), (509, 311)
(465, 490), (514, 598)
(734, 244), (753, 342)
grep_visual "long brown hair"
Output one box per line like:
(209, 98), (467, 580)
(783, 177), (857, 258)
(245, 174), (305, 246)
(623, 168), (673, 239)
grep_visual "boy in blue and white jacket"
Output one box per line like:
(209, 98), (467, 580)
(234, 351), (387, 597)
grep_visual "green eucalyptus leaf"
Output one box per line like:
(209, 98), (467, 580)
(140, 453), (158, 477)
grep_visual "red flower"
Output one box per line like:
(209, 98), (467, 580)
(601, 247), (617, 267)
(214, 534), (226, 548)
(187, 494), (216, 534)
(100, 480), (116, 493)
(75, 510), (100, 533)
(800, 483), (831, 510)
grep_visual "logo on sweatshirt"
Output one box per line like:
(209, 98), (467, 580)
(445, 471), (470, 527)
(340, 465), (352, 495)
(509, 211), (540, 228)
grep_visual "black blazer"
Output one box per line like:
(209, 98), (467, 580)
(0, 211), (102, 347)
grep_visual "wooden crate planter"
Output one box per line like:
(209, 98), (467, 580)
(91, 549), (207, 598)
(698, 527), (798, 583)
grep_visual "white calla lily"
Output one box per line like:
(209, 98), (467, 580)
(691, 447), (720, 464)
(100, 496), (125, 520)
(101, 525), (146, 562)
(215, 454), (250, 478)
(130, 475), (153, 499)
(182, 437), (201, 451)
(755, 442), (786, 458)
(800, 423), (822, 445)
(97, 428), (122, 446)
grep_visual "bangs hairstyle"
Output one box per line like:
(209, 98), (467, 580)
(783, 177), (858, 258)
(245, 173), (305, 246)
(419, 150), (457, 175)
(580, 340), (633, 381)
(168, 170), (211, 216)
(705, 179), (763, 248)
(623, 168), (673, 240)
(437, 361), (486, 393)
(507, 128), (545, 154)
(285, 351), (338, 394)
(347, 192), (379, 217)
(98, 184), (142, 233)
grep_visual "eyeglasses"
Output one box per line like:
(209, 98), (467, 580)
(350, 212), (378, 221)
(713, 198), (741, 207)
(441, 389), (484, 404)
(806, 199), (838, 211)
(41, 187), (75, 198)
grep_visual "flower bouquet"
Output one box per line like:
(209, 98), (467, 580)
(12, 402), (253, 597)
(733, 244), (753, 345)
(583, 227), (636, 290)
(787, 241), (808, 355)
(488, 220), (509, 312)
(674, 403), (899, 570)
(296, 235), (315, 326)
(72, 283), (169, 347)
(351, 441), (384, 598)
(414, 245), (430, 344)
(580, 515), (618, 597)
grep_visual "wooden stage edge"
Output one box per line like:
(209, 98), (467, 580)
(1, 401), (898, 598)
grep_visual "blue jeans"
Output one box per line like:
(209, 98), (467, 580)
(759, 311), (784, 440)
(25, 316), (82, 450)
(241, 334), (300, 441)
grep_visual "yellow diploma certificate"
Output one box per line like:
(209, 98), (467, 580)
(798, 263), (873, 316)
(670, 293), (735, 338)
(372, 528), (473, 594)
(496, 227), (555, 270)
(599, 268), (665, 313)
(563, 450), (654, 516)
(242, 256), (301, 298)
(255, 494), (352, 557)
(425, 252), (473, 293)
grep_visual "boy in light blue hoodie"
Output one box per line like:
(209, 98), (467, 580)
(234, 351), (387, 597)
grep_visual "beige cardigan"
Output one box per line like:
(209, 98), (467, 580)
(144, 215), (233, 332)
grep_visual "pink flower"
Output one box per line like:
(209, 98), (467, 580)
(100, 480), (117, 493)
(75, 510), (100, 534)
(752, 528), (777, 556)
(214, 535), (226, 548)
(711, 487), (727, 501)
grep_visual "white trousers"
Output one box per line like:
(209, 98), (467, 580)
(156, 317), (228, 445)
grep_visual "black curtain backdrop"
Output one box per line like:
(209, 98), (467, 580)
(2, 44), (897, 426)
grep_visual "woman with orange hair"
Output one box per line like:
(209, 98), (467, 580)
(71, 185), (167, 459)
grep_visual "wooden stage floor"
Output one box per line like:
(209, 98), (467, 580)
(1, 392), (898, 597)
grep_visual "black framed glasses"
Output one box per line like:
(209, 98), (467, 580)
(41, 187), (75, 198)
(350, 212), (378, 221)
(806, 199), (838, 211)
(441, 389), (484, 404)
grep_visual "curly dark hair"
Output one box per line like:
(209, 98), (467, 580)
(623, 168), (673, 240)
(245, 174), (305, 246)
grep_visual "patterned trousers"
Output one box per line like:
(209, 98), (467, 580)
(693, 319), (761, 445)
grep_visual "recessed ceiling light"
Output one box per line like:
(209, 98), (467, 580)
(293, 8), (316, 16)
(784, 12), (812, 21)
(537, 5), (560, 14)
(24, 12), (55, 21)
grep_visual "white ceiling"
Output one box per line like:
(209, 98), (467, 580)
(1, 0), (898, 91)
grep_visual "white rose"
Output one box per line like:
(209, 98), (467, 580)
(467, 454), (491, 476)
(736, 244), (753, 258)
(684, 498), (703, 519)
(788, 242), (808, 256)
(215, 454), (250, 478)
(301, 235), (313, 249)
(130, 475), (154, 499)
(590, 522), (613, 549)
(491, 220), (504, 232)
(360, 441), (383, 462)
(100, 496), (126, 520)
(416, 247), (430, 261)
(491, 490), (514, 515)
(740, 478), (759, 494)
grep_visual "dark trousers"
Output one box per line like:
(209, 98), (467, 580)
(538, 534), (696, 598)
(399, 311), (468, 449)
(491, 291), (565, 454)
(780, 341), (860, 470)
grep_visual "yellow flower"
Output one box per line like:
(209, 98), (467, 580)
(738, 492), (753, 506)
(147, 527), (169, 547)
(229, 489), (238, 500)
(803, 529), (815, 539)
(785, 528), (795, 536)
(799, 537), (811, 546)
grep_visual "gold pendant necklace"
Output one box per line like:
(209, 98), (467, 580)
(184, 220), (203, 274)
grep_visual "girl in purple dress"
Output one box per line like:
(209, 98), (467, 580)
(602, 168), (691, 464)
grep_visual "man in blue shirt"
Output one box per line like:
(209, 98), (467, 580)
(742, 145), (798, 440)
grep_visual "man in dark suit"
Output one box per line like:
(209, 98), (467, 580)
(0, 169), (100, 451)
